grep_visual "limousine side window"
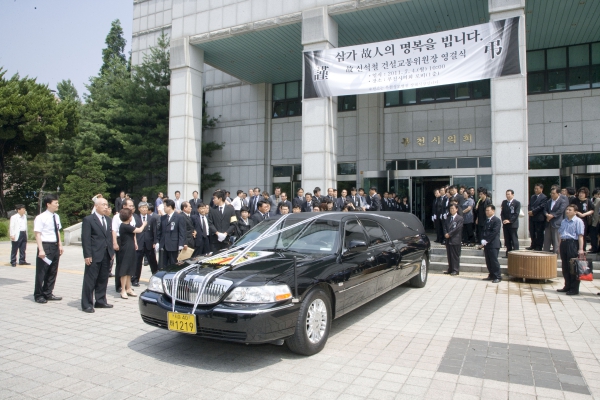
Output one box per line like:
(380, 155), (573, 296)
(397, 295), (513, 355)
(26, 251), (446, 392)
(360, 219), (390, 246)
(343, 220), (368, 251)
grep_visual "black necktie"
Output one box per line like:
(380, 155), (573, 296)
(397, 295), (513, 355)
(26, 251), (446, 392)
(263, 213), (267, 220)
(102, 216), (106, 230)
(219, 206), (223, 214)
(143, 215), (146, 223)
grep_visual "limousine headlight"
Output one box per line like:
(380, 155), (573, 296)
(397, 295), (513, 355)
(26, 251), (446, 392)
(148, 275), (164, 294)
(224, 285), (292, 304)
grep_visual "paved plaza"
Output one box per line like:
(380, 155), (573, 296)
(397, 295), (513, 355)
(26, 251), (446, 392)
(1, 242), (600, 400)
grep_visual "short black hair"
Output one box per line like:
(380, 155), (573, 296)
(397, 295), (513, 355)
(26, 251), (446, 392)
(43, 194), (58, 207)
(449, 203), (458, 210)
(351, 187), (357, 192)
(534, 183), (544, 190)
(15, 204), (25, 210)
(257, 200), (269, 209)
(181, 201), (190, 209)
(479, 188), (488, 196)
(370, 187), (377, 191)
(296, 187), (303, 193)
(175, 190), (181, 195)
(164, 199), (175, 209)
(197, 202), (206, 209)
(240, 206), (249, 212)
(213, 190), (226, 201)
(486, 204), (495, 211)
(147, 204), (154, 212)
(193, 190), (198, 195)
(506, 189), (514, 195)
(237, 190), (243, 195)
(567, 187), (576, 196)
(279, 203), (289, 210)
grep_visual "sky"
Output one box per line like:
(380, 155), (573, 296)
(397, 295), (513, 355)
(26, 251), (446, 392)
(0, 0), (133, 98)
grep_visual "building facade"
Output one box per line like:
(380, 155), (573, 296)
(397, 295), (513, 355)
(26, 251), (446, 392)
(131, 0), (600, 238)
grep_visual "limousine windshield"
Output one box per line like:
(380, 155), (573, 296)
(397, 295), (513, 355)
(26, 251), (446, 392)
(236, 218), (340, 255)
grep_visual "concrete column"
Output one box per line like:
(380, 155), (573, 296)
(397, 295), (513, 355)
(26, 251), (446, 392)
(168, 37), (204, 200)
(301, 7), (338, 193)
(489, 0), (528, 239)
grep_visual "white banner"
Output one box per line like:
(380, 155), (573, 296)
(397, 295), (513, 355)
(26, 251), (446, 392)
(303, 17), (521, 99)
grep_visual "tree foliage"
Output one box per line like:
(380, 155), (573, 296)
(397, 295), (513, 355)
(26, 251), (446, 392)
(101, 19), (127, 75)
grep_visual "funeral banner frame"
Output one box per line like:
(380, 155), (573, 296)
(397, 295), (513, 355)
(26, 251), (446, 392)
(303, 17), (521, 99)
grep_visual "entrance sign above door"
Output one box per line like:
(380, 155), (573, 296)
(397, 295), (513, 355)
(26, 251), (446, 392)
(303, 17), (521, 99)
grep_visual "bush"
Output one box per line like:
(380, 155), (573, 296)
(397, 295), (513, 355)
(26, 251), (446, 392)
(0, 220), (9, 238)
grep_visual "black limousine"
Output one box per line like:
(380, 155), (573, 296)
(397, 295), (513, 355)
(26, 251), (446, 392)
(139, 211), (430, 355)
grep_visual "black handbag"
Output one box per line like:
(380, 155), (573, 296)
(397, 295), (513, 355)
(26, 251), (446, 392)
(570, 254), (593, 281)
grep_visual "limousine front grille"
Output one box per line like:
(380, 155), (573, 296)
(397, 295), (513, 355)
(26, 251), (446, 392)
(163, 276), (232, 305)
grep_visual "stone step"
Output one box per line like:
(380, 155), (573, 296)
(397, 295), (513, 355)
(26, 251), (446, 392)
(72, 241), (82, 246)
(429, 261), (600, 279)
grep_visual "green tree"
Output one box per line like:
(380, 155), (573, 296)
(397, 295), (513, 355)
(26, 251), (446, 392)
(100, 19), (127, 75)
(58, 150), (109, 226)
(0, 68), (78, 216)
(56, 79), (80, 102)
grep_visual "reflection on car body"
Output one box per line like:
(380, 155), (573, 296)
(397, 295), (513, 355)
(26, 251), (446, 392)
(139, 212), (430, 355)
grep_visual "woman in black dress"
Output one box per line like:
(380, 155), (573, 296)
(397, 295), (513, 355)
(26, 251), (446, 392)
(399, 196), (411, 212)
(117, 208), (146, 299)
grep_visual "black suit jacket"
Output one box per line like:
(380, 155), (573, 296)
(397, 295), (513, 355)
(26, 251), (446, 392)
(433, 197), (444, 218)
(501, 199), (520, 229)
(482, 216), (502, 249)
(443, 214), (464, 245)
(529, 193), (548, 222)
(236, 218), (255, 238)
(449, 194), (464, 216)
(301, 200), (313, 213)
(115, 197), (124, 213)
(191, 214), (210, 253)
(207, 205), (237, 244)
(81, 214), (114, 262)
(251, 211), (271, 225)
(366, 194), (381, 211)
(292, 196), (304, 208)
(248, 196), (260, 215)
(182, 213), (195, 247)
(137, 213), (157, 251)
(158, 213), (186, 251)
(189, 198), (203, 215)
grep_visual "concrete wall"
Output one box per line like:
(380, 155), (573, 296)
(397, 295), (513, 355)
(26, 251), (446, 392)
(527, 89), (600, 155)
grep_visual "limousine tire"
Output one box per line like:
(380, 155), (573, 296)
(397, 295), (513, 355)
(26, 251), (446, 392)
(410, 254), (429, 288)
(286, 287), (332, 356)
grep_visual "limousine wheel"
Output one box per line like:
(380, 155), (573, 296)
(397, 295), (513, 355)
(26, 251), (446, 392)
(410, 254), (429, 288)
(286, 288), (332, 356)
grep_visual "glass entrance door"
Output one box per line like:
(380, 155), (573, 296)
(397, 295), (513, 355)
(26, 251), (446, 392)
(574, 175), (597, 190)
(413, 176), (451, 230)
(389, 178), (411, 204)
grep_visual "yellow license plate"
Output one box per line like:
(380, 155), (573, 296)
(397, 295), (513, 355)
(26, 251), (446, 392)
(167, 312), (197, 334)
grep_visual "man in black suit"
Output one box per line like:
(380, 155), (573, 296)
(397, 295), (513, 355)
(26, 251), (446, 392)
(207, 190), (237, 253)
(443, 203), (463, 275)
(527, 183), (547, 250)
(189, 191), (202, 216)
(481, 205), (502, 283)
(181, 201), (196, 249)
(81, 198), (114, 313)
(501, 189), (521, 257)
(132, 202), (158, 286)
(543, 186), (569, 255)
(448, 186), (464, 216)
(366, 187), (382, 211)
(248, 187), (260, 216)
(347, 187), (361, 209)
(251, 200), (272, 225)
(292, 188), (305, 209)
(157, 199), (186, 268)
(433, 189), (444, 243)
(276, 192), (293, 215)
(301, 193), (314, 212)
(475, 189), (491, 244)
(192, 203), (210, 257)
(114, 191), (125, 213)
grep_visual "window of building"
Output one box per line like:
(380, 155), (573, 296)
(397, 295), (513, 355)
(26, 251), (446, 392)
(478, 157), (491, 168)
(337, 163), (356, 175)
(385, 161), (396, 171)
(272, 81), (302, 118)
(417, 158), (456, 169)
(527, 42), (600, 94)
(457, 158), (478, 168)
(384, 80), (490, 107)
(273, 166), (293, 178)
(562, 153), (600, 167)
(528, 155), (560, 169)
(338, 95), (357, 112)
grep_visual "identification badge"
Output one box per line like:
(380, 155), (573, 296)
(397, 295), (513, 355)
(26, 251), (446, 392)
(510, 206), (514, 214)
(452, 222), (457, 229)
(170, 221), (175, 231)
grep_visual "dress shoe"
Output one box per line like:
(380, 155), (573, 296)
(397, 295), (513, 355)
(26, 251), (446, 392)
(132, 282), (140, 287)
(108, 272), (115, 277)
(525, 247), (534, 250)
(94, 303), (113, 308)
(443, 271), (450, 274)
(482, 277), (494, 281)
(566, 291), (579, 295)
(144, 262), (149, 266)
(450, 272), (459, 276)
(492, 279), (501, 283)
(11, 263), (16, 267)
(35, 297), (47, 304)
(46, 295), (62, 301)
(82, 307), (95, 313)
(557, 288), (569, 293)
(19, 262), (31, 265)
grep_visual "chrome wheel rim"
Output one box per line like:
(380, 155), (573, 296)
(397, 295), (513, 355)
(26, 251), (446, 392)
(420, 258), (427, 282)
(306, 299), (327, 344)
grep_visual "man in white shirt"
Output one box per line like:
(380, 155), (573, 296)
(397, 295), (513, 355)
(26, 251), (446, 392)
(33, 194), (63, 304)
(231, 190), (244, 219)
(10, 204), (29, 267)
(174, 191), (183, 213)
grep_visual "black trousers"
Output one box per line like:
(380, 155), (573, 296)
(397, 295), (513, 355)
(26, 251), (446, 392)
(532, 220), (546, 250)
(210, 241), (230, 254)
(477, 224), (485, 244)
(503, 225), (519, 254)
(446, 244), (461, 273)
(484, 246), (501, 280)
(463, 223), (475, 244)
(81, 252), (110, 309)
(133, 247), (158, 283)
(34, 242), (60, 300)
(163, 250), (179, 268)
(590, 224), (599, 253)
(434, 218), (443, 242)
(560, 239), (580, 293)
(11, 231), (27, 264)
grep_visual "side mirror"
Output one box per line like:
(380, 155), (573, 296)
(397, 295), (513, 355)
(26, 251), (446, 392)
(346, 240), (368, 253)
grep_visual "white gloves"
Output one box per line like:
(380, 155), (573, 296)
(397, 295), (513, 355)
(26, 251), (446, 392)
(481, 240), (488, 246)
(217, 232), (227, 242)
